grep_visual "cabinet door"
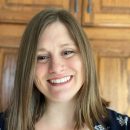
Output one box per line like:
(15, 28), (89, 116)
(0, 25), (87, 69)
(0, 48), (17, 112)
(82, 0), (130, 27)
(0, 0), (71, 23)
(91, 39), (130, 116)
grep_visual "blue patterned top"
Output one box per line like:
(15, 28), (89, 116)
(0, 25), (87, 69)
(0, 109), (130, 130)
(94, 109), (130, 130)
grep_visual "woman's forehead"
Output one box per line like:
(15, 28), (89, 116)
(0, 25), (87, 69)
(37, 22), (76, 47)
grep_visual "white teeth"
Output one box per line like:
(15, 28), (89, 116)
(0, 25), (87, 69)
(49, 76), (71, 84)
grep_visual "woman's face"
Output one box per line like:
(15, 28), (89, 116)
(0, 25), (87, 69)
(35, 21), (84, 102)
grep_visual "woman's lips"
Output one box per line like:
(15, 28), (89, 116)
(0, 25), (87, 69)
(47, 75), (73, 86)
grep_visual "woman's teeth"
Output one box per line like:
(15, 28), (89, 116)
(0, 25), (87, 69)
(49, 76), (71, 84)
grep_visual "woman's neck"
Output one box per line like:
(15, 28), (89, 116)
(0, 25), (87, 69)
(35, 100), (76, 130)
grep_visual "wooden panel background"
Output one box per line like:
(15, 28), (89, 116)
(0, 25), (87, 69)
(0, 48), (17, 112)
(91, 39), (130, 115)
(0, 0), (70, 23)
(82, 0), (130, 27)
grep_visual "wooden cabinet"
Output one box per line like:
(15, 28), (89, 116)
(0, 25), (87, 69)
(0, 23), (25, 112)
(0, 0), (71, 23)
(89, 39), (130, 116)
(82, 0), (130, 27)
(0, 0), (83, 24)
(0, 48), (17, 112)
(83, 0), (130, 116)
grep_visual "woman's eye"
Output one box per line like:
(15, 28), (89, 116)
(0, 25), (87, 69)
(63, 50), (75, 58)
(37, 55), (50, 63)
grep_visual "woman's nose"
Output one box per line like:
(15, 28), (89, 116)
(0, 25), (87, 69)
(48, 58), (65, 74)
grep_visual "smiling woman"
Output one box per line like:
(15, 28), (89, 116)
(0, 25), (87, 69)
(0, 8), (130, 130)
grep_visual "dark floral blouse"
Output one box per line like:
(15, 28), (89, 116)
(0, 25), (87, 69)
(0, 109), (130, 130)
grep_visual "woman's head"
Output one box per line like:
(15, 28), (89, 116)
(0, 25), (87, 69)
(7, 8), (108, 130)
(19, 8), (95, 101)
(35, 21), (84, 103)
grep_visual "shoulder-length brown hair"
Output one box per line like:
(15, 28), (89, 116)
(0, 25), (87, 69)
(7, 8), (108, 130)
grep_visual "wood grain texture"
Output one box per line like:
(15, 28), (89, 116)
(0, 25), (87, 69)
(0, 48), (17, 112)
(91, 39), (130, 116)
(0, 0), (70, 23)
(82, 0), (130, 27)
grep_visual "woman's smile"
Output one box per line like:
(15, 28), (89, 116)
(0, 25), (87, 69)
(47, 75), (73, 86)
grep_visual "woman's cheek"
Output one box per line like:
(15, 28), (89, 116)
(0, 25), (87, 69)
(67, 56), (83, 69)
(35, 63), (48, 77)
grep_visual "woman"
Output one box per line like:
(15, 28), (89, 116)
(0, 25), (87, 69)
(0, 8), (130, 130)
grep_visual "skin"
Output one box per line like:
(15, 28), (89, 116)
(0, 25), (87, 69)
(34, 21), (86, 130)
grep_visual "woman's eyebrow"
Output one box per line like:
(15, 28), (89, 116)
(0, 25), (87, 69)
(37, 42), (75, 52)
(37, 48), (47, 52)
(60, 42), (75, 47)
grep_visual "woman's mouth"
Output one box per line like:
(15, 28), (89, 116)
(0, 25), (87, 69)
(47, 75), (73, 86)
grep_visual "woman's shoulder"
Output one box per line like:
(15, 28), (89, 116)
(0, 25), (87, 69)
(94, 108), (130, 130)
(108, 108), (130, 127)
(0, 112), (5, 130)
